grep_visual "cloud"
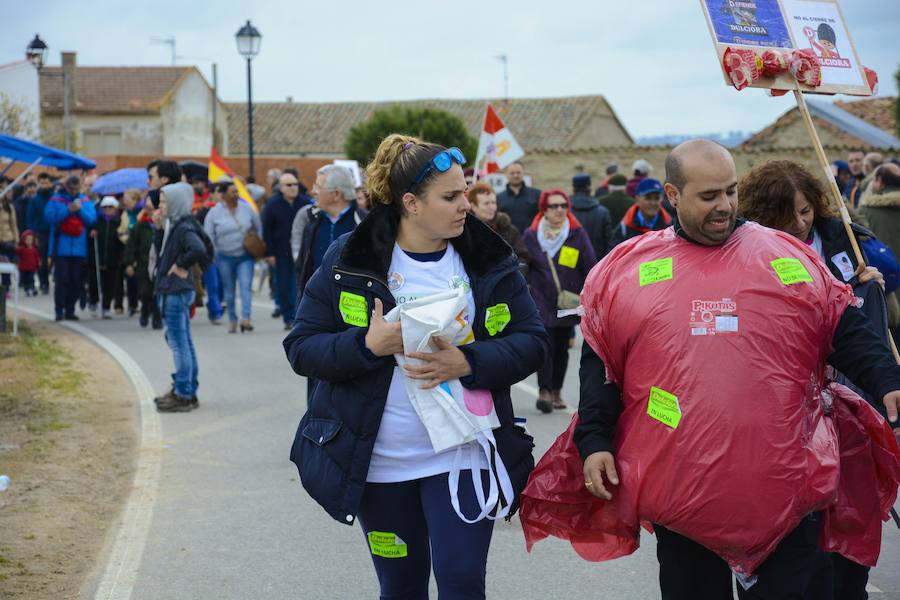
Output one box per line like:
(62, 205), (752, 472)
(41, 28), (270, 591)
(4, 0), (898, 139)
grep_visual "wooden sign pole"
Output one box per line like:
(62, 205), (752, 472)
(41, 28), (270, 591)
(793, 86), (900, 363)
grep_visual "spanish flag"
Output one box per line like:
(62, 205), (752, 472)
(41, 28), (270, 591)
(208, 147), (258, 213)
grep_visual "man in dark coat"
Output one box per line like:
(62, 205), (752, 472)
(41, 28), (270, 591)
(497, 161), (542, 233)
(263, 172), (303, 329)
(570, 174), (612, 260)
(598, 173), (633, 226)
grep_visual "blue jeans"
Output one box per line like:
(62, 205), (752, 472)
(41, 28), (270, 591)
(274, 257), (297, 324)
(357, 472), (494, 600)
(203, 263), (223, 320)
(216, 254), (254, 322)
(159, 291), (198, 398)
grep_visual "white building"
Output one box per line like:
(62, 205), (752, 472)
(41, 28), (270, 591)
(0, 52), (226, 156)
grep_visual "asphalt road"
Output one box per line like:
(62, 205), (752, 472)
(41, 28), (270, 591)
(14, 288), (899, 599)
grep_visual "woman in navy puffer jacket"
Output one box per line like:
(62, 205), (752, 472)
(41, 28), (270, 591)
(283, 134), (548, 600)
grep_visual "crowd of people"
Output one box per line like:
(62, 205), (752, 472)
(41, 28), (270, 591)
(2, 137), (900, 599)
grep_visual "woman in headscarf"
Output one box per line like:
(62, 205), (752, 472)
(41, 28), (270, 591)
(522, 189), (597, 413)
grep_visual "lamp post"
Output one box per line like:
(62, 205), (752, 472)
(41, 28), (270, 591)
(235, 20), (261, 181)
(26, 34), (71, 152)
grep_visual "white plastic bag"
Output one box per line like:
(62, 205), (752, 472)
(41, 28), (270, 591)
(385, 288), (513, 522)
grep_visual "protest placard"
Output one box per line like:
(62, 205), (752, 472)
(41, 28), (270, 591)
(700, 0), (871, 95)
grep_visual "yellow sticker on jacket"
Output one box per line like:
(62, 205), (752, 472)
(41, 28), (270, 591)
(558, 246), (580, 269)
(339, 291), (368, 327)
(647, 386), (682, 429)
(368, 531), (408, 559)
(639, 257), (673, 286)
(485, 303), (511, 336)
(771, 258), (813, 285)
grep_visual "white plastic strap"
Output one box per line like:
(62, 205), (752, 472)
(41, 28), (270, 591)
(447, 432), (514, 523)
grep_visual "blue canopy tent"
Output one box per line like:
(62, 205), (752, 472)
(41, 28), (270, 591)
(0, 133), (96, 200)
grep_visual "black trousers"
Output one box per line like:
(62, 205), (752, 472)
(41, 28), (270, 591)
(537, 326), (573, 390)
(655, 513), (821, 600)
(804, 551), (870, 600)
(53, 256), (85, 318)
(137, 273), (160, 323)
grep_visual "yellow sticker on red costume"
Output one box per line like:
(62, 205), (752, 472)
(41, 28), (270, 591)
(639, 258), (673, 287)
(647, 386), (682, 429)
(771, 258), (813, 285)
(558, 246), (580, 269)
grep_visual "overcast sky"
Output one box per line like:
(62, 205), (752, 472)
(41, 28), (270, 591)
(6, 0), (899, 139)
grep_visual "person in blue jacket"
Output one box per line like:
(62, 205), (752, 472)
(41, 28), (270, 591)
(44, 175), (96, 321)
(283, 134), (549, 600)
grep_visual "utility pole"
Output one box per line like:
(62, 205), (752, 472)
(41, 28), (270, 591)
(211, 63), (218, 149)
(496, 53), (509, 102)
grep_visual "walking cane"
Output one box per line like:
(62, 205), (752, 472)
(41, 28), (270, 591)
(93, 231), (103, 313)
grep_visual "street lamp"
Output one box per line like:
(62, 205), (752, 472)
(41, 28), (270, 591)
(235, 20), (261, 181)
(26, 34), (71, 152)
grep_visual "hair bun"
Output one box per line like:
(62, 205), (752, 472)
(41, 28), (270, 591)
(365, 134), (420, 206)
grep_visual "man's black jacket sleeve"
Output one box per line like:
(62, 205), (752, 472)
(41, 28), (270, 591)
(828, 304), (900, 418)
(574, 343), (623, 460)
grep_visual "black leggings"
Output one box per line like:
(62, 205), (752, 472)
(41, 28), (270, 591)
(537, 326), (573, 391)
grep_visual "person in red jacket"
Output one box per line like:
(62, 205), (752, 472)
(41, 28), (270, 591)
(16, 229), (41, 296)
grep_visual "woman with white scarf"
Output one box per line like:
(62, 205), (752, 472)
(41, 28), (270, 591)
(522, 189), (598, 413)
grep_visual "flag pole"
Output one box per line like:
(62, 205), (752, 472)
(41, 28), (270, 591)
(792, 85), (900, 363)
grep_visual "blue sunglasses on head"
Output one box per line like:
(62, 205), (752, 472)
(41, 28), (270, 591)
(406, 147), (466, 193)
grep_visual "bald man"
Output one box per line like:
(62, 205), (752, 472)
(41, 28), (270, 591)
(575, 139), (900, 599)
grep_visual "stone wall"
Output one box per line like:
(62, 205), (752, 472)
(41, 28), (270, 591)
(522, 144), (898, 190)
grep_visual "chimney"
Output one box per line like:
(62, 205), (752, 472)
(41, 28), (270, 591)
(61, 51), (76, 111)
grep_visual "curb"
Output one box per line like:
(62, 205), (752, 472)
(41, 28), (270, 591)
(17, 306), (159, 600)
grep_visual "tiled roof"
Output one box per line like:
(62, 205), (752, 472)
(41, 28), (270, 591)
(225, 95), (631, 155)
(40, 66), (192, 115)
(740, 96), (900, 149)
(835, 96), (897, 137)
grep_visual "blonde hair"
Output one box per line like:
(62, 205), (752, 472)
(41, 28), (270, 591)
(365, 134), (446, 211)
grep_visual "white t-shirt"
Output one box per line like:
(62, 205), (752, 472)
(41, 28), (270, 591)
(366, 243), (487, 483)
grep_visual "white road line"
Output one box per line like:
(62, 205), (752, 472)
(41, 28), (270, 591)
(18, 306), (159, 600)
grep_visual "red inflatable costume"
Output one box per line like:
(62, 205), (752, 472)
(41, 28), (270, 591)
(520, 223), (900, 575)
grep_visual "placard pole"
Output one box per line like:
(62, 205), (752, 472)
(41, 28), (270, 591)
(793, 87), (900, 363)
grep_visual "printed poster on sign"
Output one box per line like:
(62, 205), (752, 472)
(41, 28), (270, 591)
(703, 0), (792, 48)
(699, 0), (872, 95)
(781, 0), (867, 89)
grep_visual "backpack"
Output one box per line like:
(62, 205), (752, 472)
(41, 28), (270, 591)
(861, 237), (900, 294)
(188, 217), (216, 273)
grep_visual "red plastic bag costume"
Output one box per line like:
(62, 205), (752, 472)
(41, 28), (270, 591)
(520, 223), (900, 575)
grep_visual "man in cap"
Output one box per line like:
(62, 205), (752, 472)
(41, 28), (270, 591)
(594, 163), (620, 198)
(626, 159), (653, 198)
(570, 173), (612, 260)
(608, 178), (672, 249)
(44, 175), (97, 321)
(597, 173), (633, 226)
(832, 160), (854, 199)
